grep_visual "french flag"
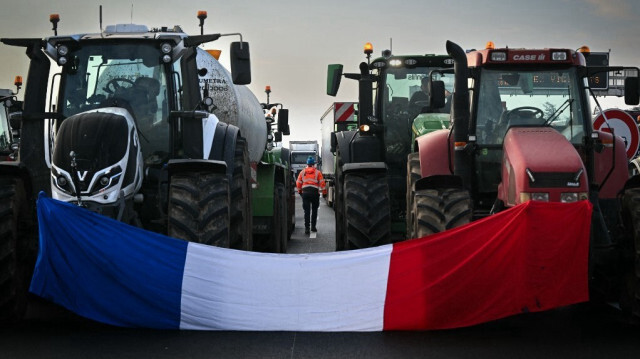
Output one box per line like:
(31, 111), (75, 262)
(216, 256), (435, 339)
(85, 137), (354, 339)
(31, 194), (591, 331)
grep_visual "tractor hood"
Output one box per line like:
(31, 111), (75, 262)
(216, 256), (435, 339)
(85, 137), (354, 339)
(500, 127), (588, 206)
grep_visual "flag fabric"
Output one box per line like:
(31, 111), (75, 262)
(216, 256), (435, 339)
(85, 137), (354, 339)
(31, 193), (592, 331)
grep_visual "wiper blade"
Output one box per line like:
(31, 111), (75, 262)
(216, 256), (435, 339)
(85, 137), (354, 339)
(543, 98), (574, 126)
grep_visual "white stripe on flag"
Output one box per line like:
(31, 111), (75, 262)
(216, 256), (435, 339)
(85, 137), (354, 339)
(180, 243), (393, 331)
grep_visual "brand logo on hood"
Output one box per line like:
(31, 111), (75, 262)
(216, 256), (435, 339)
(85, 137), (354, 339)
(77, 171), (88, 181)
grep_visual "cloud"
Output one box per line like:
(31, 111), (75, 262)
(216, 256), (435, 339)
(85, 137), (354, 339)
(585, 0), (636, 19)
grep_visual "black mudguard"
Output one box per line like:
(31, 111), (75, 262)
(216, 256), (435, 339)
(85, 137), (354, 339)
(207, 121), (240, 179)
(415, 174), (463, 191)
(167, 159), (226, 176)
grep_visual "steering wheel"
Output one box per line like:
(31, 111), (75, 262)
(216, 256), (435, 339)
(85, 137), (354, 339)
(504, 106), (544, 122)
(104, 78), (135, 94)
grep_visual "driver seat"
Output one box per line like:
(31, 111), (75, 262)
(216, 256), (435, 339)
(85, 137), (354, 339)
(130, 77), (160, 124)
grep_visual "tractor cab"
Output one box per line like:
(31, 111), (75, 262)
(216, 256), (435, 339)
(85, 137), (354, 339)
(368, 54), (454, 162)
(326, 43), (456, 246)
(426, 41), (639, 218)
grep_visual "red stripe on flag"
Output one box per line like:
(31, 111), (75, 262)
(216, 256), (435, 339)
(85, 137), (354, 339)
(383, 200), (591, 330)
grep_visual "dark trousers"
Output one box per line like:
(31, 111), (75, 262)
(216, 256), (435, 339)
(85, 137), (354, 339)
(301, 191), (320, 229)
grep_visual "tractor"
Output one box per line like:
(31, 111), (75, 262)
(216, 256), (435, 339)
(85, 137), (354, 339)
(326, 43), (453, 250)
(410, 40), (640, 318)
(0, 11), (255, 321)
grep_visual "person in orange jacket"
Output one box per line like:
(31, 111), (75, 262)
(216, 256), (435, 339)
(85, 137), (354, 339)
(296, 156), (326, 234)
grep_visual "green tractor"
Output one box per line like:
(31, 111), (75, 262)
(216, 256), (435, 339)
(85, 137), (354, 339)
(252, 86), (294, 253)
(326, 43), (454, 250)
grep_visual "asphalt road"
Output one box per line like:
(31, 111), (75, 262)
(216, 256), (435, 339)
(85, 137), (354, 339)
(2, 196), (640, 358)
(287, 193), (336, 254)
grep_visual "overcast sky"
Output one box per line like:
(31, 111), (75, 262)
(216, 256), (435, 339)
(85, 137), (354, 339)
(0, 0), (638, 145)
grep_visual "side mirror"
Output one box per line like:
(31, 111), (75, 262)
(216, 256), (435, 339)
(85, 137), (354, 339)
(625, 77), (639, 106)
(230, 42), (251, 85)
(9, 111), (22, 130)
(429, 80), (446, 109)
(9, 100), (22, 113)
(278, 109), (290, 135)
(327, 64), (343, 96)
(274, 132), (282, 142)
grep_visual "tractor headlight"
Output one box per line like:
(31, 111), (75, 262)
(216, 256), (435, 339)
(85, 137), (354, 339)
(57, 175), (68, 187)
(560, 192), (588, 203)
(57, 45), (69, 56)
(160, 42), (172, 54)
(520, 192), (549, 203)
(99, 176), (110, 187)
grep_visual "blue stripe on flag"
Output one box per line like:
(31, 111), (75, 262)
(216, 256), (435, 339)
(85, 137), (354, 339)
(31, 193), (188, 329)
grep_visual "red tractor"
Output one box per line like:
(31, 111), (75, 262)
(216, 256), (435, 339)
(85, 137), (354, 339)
(409, 40), (640, 319)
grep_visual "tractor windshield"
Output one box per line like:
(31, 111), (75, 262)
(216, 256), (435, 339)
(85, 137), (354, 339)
(382, 67), (454, 120)
(379, 66), (454, 159)
(474, 67), (586, 145)
(59, 42), (172, 158)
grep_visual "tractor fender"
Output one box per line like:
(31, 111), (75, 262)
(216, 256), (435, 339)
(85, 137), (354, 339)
(415, 175), (463, 191)
(206, 119), (240, 179)
(623, 173), (640, 191)
(252, 162), (286, 218)
(334, 130), (357, 167)
(335, 130), (384, 169)
(416, 129), (453, 178)
(593, 131), (628, 199)
(342, 162), (386, 174)
(167, 159), (227, 177)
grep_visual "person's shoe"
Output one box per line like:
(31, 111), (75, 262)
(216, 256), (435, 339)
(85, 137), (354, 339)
(311, 226), (317, 232)
(305, 227), (310, 234)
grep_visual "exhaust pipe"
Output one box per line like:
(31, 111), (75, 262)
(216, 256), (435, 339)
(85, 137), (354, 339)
(446, 40), (472, 190)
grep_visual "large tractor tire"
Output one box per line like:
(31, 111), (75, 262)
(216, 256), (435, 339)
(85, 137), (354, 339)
(254, 183), (283, 253)
(406, 152), (421, 239)
(0, 176), (33, 323)
(268, 185), (283, 254)
(276, 183), (288, 253)
(412, 188), (472, 238)
(334, 154), (347, 251)
(230, 137), (252, 251)
(344, 172), (391, 249)
(168, 172), (230, 247)
(621, 187), (640, 321)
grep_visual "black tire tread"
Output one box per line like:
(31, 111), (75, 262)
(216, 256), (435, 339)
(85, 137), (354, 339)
(406, 152), (421, 238)
(0, 176), (30, 323)
(621, 187), (640, 320)
(230, 137), (252, 251)
(344, 172), (391, 249)
(413, 188), (472, 238)
(168, 172), (230, 247)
